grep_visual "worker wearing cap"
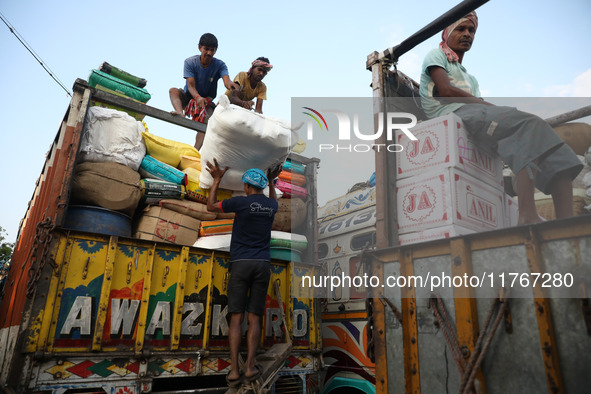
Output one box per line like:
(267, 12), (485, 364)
(205, 159), (282, 387)
(224, 57), (272, 114)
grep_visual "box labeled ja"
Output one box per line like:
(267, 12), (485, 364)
(396, 113), (503, 188)
(396, 168), (506, 234)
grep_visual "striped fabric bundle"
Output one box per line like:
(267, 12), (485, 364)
(199, 219), (234, 237)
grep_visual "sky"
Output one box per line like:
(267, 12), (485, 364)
(1, 0), (590, 243)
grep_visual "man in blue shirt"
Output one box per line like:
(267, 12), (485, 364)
(169, 33), (238, 149)
(206, 159), (282, 388)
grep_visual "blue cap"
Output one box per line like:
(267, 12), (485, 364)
(242, 168), (268, 189)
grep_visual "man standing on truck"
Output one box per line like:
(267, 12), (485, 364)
(224, 57), (273, 114)
(419, 11), (582, 224)
(206, 159), (282, 388)
(169, 33), (238, 150)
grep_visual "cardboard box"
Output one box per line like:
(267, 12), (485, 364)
(398, 224), (475, 246)
(396, 113), (503, 189)
(135, 206), (201, 246)
(397, 168), (506, 234)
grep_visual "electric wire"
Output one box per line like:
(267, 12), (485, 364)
(0, 11), (72, 97)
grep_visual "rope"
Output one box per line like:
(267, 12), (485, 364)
(430, 293), (467, 377)
(460, 291), (509, 394)
(430, 289), (509, 394)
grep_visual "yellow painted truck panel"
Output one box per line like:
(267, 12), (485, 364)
(27, 231), (316, 357)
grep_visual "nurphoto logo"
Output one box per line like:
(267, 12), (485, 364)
(302, 107), (419, 153)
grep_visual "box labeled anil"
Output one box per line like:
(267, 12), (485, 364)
(396, 113), (503, 188)
(396, 168), (505, 234)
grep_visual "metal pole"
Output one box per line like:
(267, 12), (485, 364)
(381, 0), (490, 63)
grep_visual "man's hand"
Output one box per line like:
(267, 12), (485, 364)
(196, 96), (208, 109)
(206, 158), (229, 213)
(242, 100), (255, 110)
(206, 158), (229, 181)
(267, 164), (283, 182)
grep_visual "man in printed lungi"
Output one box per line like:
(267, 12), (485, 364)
(169, 33), (238, 149)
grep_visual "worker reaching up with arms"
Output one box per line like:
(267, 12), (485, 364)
(205, 159), (283, 388)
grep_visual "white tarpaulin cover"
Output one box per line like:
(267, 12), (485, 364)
(80, 107), (146, 171)
(199, 95), (299, 191)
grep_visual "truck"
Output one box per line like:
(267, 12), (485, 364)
(363, 0), (591, 393)
(0, 78), (322, 393)
(317, 183), (377, 394)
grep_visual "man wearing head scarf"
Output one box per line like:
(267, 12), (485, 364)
(225, 57), (273, 113)
(419, 11), (582, 225)
(206, 158), (282, 388)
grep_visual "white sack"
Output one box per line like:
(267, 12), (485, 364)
(199, 95), (299, 191)
(80, 107), (146, 171)
(193, 234), (232, 251)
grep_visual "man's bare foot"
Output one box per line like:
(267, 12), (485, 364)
(170, 110), (184, 116)
(517, 214), (543, 225)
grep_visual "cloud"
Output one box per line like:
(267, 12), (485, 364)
(544, 68), (591, 97)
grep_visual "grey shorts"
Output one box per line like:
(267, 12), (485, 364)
(454, 104), (583, 194)
(227, 259), (271, 316)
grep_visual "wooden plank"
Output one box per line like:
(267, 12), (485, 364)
(73, 79), (206, 133)
(92, 236), (118, 351)
(450, 238), (486, 392)
(401, 248), (420, 394)
(524, 229), (564, 394)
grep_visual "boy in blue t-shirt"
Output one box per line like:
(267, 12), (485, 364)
(206, 159), (282, 388)
(169, 33), (238, 149)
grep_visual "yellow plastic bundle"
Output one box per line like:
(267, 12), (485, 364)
(184, 168), (232, 204)
(141, 125), (199, 167)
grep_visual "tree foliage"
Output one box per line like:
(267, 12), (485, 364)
(0, 226), (14, 262)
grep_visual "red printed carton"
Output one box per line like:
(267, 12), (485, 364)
(396, 113), (503, 189)
(396, 168), (506, 234)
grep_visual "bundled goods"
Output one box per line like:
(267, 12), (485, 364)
(199, 219), (234, 237)
(79, 106), (146, 171)
(283, 159), (305, 174)
(179, 154), (201, 171)
(142, 129), (200, 168)
(99, 62), (147, 88)
(276, 179), (308, 199)
(139, 155), (186, 185)
(269, 231), (308, 263)
(270, 231), (308, 252)
(88, 69), (151, 104)
(140, 179), (185, 205)
(198, 95), (299, 191)
(88, 65), (150, 120)
(272, 198), (307, 232)
(193, 234), (232, 251)
(158, 199), (216, 221)
(184, 167), (233, 204)
(134, 206), (201, 246)
(71, 161), (142, 216)
(278, 170), (307, 187)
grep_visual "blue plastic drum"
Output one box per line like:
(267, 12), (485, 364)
(64, 205), (132, 237)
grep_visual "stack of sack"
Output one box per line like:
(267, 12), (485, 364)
(193, 95), (310, 261)
(69, 106), (146, 237)
(88, 62), (151, 120)
(134, 124), (234, 246)
(71, 79), (310, 257)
